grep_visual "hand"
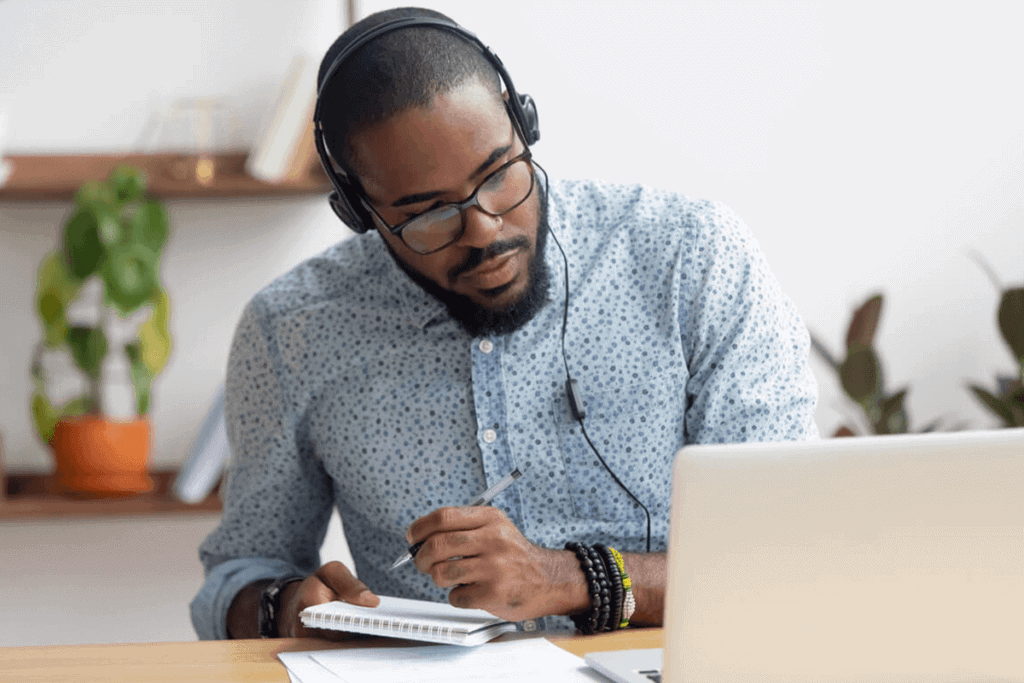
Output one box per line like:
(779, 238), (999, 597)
(277, 561), (380, 639)
(406, 507), (589, 622)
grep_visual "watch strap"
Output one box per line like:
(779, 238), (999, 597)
(256, 575), (304, 638)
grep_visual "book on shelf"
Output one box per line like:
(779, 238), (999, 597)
(172, 384), (229, 504)
(246, 54), (320, 184)
(299, 595), (519, 646)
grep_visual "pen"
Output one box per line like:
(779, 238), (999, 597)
(390, 465), (527, 570)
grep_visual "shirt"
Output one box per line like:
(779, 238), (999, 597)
(190, 178), (819, 640)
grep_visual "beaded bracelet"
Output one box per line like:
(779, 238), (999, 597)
(585, 544), (612, 633)
(594, 544), (623, 630)
(608, 546), (634, 628)
(565, 541), (602, 634)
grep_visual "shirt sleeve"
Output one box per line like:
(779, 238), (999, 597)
(679, 201), (819, 443)
(190, 298), (336, 640)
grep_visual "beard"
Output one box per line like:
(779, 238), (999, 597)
(387, 189), (551, 338)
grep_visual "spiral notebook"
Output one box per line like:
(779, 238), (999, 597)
(299, 596), (518, 646)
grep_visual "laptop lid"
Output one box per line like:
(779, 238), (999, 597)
(662, 428), (1024, 683)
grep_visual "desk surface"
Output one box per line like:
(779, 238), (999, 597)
(0, 628), (663, 683)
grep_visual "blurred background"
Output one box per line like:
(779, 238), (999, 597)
(1, 0), (1021, 646)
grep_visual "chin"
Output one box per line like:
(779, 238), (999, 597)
(475, 276), (527, 309)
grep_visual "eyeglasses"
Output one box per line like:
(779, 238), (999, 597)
(362, 149), (536, 255)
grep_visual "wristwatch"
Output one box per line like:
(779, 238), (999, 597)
(257, 575), (304, 638)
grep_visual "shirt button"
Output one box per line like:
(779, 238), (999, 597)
(482, 429), (497, 443)
(522, 619), (537, 632)
(479, 339), (494, 353)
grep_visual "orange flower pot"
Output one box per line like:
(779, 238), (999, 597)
(50, 416), (154, 497)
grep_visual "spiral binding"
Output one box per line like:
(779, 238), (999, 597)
(304, 610), (461, 642)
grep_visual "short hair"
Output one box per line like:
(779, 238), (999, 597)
(317, 7), (503, 175)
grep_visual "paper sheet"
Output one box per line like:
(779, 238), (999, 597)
(278, 638), (605, 683)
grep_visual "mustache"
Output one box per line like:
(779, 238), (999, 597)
(449, 237), (531, 280)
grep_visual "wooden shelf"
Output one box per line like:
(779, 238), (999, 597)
(0, 468), (222, 520)
(0, 152), (331, 200)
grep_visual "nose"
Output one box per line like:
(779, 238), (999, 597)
(455, 205), (501, 249)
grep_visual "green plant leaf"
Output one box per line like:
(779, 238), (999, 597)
(969, 384), (1017, 427)
(997, 287), (1024, 364)
(129, 198), (170, 253)
(877, 389), (909, 435)
(98, 211), (122, 245)
(110, 166), (147, 203)
(66, 326), (109, 381)
(62, 208), (105, 280)
(125, 341), (153, 415)
(35, 252), (82, 348)
(846, 294), (883, 350)
(1007, 385), (1024, 427)
(840, 346), (880, 403)
(102, 243), (159, 314)
(136, 288), (172, 375)
(74, 179), (114, 208)
(31, 391), (59, 445)
(58, 395), (97, 419)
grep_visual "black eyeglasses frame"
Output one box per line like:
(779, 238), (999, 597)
(358, 132), (536, 255)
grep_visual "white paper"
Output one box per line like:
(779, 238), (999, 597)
(278, 638), (604, 683)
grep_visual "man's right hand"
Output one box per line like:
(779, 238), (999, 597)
(227, 561), (379, 640)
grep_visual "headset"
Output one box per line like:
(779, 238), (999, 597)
(313, 15), (540, 235)
(313, 14), (652, 552)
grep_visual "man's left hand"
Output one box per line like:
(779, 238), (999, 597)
(406, 506), (588, 621)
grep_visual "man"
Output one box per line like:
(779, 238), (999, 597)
(191, 7), (818, 640)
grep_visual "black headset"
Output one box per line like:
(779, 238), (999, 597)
(313, 15), (540, 235)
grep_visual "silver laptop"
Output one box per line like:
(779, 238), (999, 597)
(586, 428), (1024, 683)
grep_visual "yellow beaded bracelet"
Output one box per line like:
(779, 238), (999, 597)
(609, 546), (634, 628)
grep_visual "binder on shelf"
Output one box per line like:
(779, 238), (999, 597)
(246, 54), (319, 184)
(172, 384), (229, 504)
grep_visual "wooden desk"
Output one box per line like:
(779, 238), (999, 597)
(0, 629), (663, 683)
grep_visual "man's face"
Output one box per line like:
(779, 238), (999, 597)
(350, 78), (542, 313)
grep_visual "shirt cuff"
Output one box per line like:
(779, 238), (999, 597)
(190, 557), (306, 640)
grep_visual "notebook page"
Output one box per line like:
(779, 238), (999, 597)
(287, 639), (603, 683)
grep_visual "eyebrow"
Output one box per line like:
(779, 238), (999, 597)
(390, 144), (513, 208)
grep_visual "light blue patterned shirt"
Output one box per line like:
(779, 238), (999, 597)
(190, 178), (818, 639)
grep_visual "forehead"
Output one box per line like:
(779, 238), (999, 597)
(351, 79), (510, 202)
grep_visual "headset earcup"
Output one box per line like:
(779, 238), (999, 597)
(329, 187), (372, 234)
(517, 93), (540, 145)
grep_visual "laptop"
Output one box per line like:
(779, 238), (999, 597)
(585, 428), (1024, 683)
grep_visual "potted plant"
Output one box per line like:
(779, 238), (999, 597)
(811, 294), (945, 436)
(30, 166), (172, 496)
(967, 255), (1024, 426)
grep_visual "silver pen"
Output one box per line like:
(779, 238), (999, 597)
(390, 465), (527, 570)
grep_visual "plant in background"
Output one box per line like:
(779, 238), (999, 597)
(811, 294), (940, 436)
(30, 166), (172, 446)
(967, 254), (1024, 427)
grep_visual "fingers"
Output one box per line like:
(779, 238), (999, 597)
(447, 580), (496, 610)
(281, 561), (380, 640)
(315, 560), (380, 607)
(406, 505), (505, 544)
(412, 527), (483, 571)
(425, 556), (491, 588)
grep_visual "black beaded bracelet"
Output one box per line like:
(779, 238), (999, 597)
(595, 543), (624, 630)
(585, 544), (612, 633)
(565, 541), (602, 634)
